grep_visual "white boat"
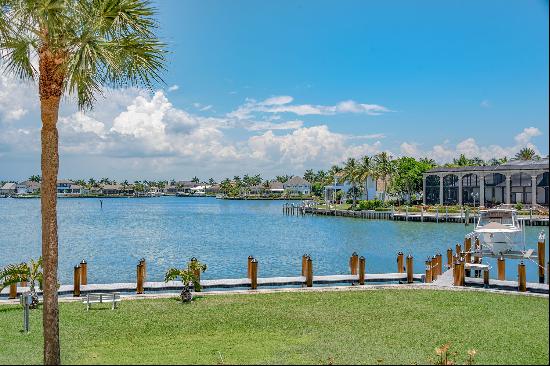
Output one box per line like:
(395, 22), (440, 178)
(474, 209), (523, 255)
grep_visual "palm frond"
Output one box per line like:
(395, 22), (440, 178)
(0, 262), (28, 291)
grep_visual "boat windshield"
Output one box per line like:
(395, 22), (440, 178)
(478, 211), (516, 226)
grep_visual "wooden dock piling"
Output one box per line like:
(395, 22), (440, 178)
(458, 259), (465, 286)
(497, 256), (505, 281)
(431, 256), (438, 281)
(139, 258), (147, 283)
(397, 252), (404, 273)
(80, 259), (87, 286)
(73, 265), (81, 297)
(136, 262), (144, 294)
(438, 253), (443, 275)
(358, 256), (365, 285)
(446, 248), (453, 269)
(250, 259), (258, 290)
(301, 254), (308, 276)
(306, 256), (313, 287)
(247, 255), (254, 279)
(425, 258), (432, 283)
(453, 260), (460, 286)
(518, 261), (526, 292)
(350, 252), (359, 275)
(8, 283), (16, 299)
(538, 235), (546, 284)
(406, 255), (413, 284)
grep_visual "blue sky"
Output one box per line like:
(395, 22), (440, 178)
(0, 0), (548, 181)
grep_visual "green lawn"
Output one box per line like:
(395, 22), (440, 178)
(0, 289), (548, 365)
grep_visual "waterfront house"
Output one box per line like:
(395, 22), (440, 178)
(422, 158), (549, 207)
(323, 176), (379, 203)
(163, 182), (179, 195)
(175, 180), (201, 194)
(16, 180), (40, 195)
(249, 184), (266, 195)
(69, 184), (85, 195)
(57, 179), (74, 194)
(268, 180), (285, 195)
(147, 186), (162, 196)
(206, 184), (221, 195)
(283, 176), (312, 195)
(0, 182), (17, 195)
(100, 184), (123, 195)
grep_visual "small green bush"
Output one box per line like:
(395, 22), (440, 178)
(358, 199), (384, 210)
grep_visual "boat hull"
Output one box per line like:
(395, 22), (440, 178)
(476, 230), (523, 255)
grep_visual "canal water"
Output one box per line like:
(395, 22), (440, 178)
(0, 197), (547, 284)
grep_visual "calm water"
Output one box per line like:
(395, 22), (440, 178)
(0, 197), (547, 284)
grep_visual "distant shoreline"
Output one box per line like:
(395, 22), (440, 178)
(3, 194), (312, 201)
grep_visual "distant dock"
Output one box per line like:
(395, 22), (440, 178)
(298, 206), (549, 226)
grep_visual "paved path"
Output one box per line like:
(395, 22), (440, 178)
(433, 268), (454, 287)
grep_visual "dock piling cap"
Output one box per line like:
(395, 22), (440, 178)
(80, 259), (87, 264)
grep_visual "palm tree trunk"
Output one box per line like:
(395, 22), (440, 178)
(39, 46), (64, 366)
(41, 96), (61, 366)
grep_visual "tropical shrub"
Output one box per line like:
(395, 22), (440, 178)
(358, 199), (385, 210)
(165, 259), (207, 303)
(0, 258), (43, 308)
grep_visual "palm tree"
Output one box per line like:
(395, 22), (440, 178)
(164, 259), (207, 303)
(340, 158), (361, 208)
(304, 169), (315, 183)
(0, 1), (165, 363)
(29, 175), (42, 183)
(0, 258), (44, 309)
(515, 147), (540, 161)
(374, 152), (394, 202)
(358, 155), (376, 201)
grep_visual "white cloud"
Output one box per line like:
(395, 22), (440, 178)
(246, 125), (382, 168)
(514, 127), (541, 145)
(348, 133), (386, 140)
(246, 120), (304, 131)
(260, 95), (294, 106)
(167, 85), (179, 92)
(0, 74), (546, 180)
(0, 74), (37, 121)
(400, 142), (421, 156)
(404, 127), (544, 163)
(228, 95), (391, 120)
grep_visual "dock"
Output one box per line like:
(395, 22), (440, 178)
(0, 273), (425, 298)
(302, 207), (549, 226)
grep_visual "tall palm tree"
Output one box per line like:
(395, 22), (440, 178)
(340, 158), (361, 208)
(358, 155), (375, 201)
(0, 1), (165, 363)
(515, 147), (540, 161)
(374, 152), (394, 202)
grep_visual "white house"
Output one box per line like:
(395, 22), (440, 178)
(283, 176), (312, 195)
(268, 180), (285, 194)
(323, 176), (379, 203)
(57, 179), (74, 194)
(16, 180), (40, 194)
(0, 182), (17, 195)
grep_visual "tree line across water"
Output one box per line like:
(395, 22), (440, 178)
(4, 147), (544, 203)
